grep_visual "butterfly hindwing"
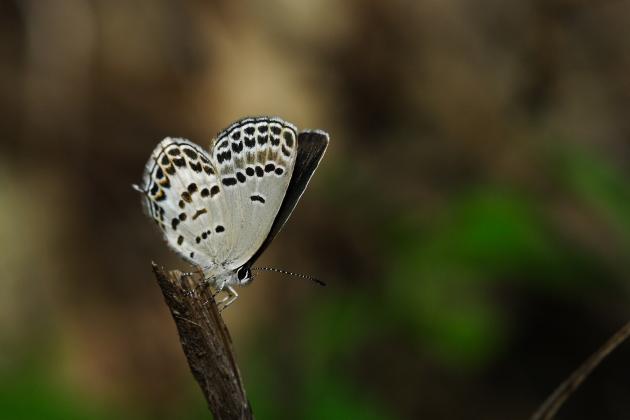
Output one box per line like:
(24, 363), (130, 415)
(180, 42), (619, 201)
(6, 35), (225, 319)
(140, 137), (226, 269)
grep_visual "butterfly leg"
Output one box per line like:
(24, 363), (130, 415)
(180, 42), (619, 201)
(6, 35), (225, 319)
(217, 286), (238, 312)
(203, 279), (229, 306)
(211, 278), (227, 299)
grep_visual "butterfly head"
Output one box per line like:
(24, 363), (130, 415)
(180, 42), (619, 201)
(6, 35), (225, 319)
(236, 266), (253, 286)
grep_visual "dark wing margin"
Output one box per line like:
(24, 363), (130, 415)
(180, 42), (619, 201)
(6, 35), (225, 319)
(244, 130), (329, 268)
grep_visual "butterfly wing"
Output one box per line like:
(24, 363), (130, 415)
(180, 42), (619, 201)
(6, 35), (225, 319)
(210, 117), (299, 270)
(137, 118), (326, 279)
(244, 129), (329, 268)
(137, 137), (227, 272)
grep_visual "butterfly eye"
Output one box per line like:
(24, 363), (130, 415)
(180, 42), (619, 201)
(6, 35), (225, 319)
(237, 267), (252, 285)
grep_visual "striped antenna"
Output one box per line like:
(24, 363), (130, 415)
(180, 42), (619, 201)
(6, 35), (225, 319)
(252, 267), (326, 286)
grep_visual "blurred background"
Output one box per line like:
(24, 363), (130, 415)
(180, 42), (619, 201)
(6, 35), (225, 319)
(1, 1), (629, 419)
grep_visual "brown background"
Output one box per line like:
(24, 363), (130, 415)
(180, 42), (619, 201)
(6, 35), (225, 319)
(1, 1), (630, 419)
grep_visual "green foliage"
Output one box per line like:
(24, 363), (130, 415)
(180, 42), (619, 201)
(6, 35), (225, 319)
(385, 187), (589, 367)
(302, 377), (397, 420)
(556, 146), (630, 246)
(0, 370), (124, 420)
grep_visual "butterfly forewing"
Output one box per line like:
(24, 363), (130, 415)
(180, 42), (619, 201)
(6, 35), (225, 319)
(211, 117), (298, 269)
(244, 130), (329, 267)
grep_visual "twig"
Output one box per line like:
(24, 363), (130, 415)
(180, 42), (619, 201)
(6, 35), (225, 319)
(531, 321), (630, 420)
(151, 263), (253, 420)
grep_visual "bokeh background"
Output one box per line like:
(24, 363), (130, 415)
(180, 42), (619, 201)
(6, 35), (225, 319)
(1, 1), (630, 419)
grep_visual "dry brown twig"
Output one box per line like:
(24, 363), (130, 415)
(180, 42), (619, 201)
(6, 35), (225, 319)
(151, 263), (253, 420)
(531, 321), (630, 420)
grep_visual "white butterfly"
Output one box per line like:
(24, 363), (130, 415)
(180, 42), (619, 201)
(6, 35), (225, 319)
(134, 117), (329, 308)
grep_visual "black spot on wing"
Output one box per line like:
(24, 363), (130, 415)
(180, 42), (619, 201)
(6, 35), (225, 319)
(244, 136), (255, 148)
(222, 177), (237, 186)
(255, 166), (264, 177)
(192, 208), (207, 220)
(200, 188), (209, 197)
(275, 167), (284, 176)
(217, 151), (232, 163)
(271, 126), (281, 135)
(155, 167), (164, 179)
(236, 172), (246, 183)
(210, 185), (220, 196)
(177, 235), (183, 245)
(165, 165), (176, 175)
(203, 165), (214, 175)
(246, 167), (255, 176)
(181, 191), (192, 203)
(244, 126), (255, 135)
(189, 161), (202, 172)
(173, 157), (186, 167)
(257, 135), (268, 145)
(282, 145), (291, 157)
(231, 142), (243, 153)
(183, 148), (198, 159)
(168, 148), (181, 156)
(171, 218), (180, 230)
(283, 131), (294, 147)
(161, 155), (170, 165)
(155, 190), (166, 201)
(250, 195), (265, 203)
(187, 183), (198, 194)
(265, 163), (275, 173)
(215, 225), (225, 233)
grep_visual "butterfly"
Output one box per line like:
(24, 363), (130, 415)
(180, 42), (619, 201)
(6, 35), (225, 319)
(134, 117), (329, 308)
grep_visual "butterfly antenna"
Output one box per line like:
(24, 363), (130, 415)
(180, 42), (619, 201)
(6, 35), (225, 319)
(251, 267), (326, 286)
